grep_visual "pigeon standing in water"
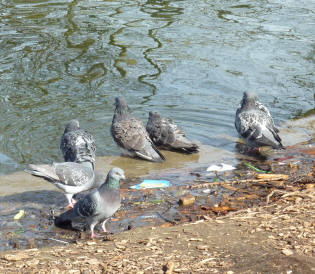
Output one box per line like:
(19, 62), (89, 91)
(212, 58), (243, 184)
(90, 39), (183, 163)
(60, 120), (96, 170)
(111, 97), (165, 162)
(235, 92), (284, 150)
(146, 111), (199, 154)
(54, 167), (125, 238)
(26, 162), (97, 208)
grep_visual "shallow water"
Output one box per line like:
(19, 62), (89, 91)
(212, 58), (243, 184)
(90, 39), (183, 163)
(0, 136), (314, 252)
(0, 0), (314, 175)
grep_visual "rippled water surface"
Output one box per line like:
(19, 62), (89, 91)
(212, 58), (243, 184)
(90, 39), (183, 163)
(0, 0), (314, 174)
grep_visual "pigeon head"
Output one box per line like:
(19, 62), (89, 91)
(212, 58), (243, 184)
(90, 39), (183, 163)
(115, 97), (129, 109)
(113, 97), (132, 121)
(109, 167), (126, 181)
(241, 92), (258, 108)
(64, 120), (80, 133)
(148, 111), (161, 121)
(102, 167), (125, 190)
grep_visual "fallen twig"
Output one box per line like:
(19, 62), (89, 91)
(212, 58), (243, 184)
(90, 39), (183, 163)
(187, 175), (289, 189)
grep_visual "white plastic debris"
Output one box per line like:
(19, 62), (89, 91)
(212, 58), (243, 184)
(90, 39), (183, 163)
(206, 163), (235, 172)
(202, 189), (212, 194)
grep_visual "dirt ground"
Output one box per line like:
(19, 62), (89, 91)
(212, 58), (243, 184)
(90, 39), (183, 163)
(0, 186), (314, 273)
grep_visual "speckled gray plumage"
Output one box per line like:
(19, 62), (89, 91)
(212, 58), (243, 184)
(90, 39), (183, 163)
(54, 167), (125, 238)
(235, 92), (284, 149)
(60, 120), (96, 169)
(146, 111), (199, 154)
(111, 97), (165, 162)
(26, 162), (96, 207)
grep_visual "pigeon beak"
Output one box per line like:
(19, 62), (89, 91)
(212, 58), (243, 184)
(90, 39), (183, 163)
(121, 174), (126, 180)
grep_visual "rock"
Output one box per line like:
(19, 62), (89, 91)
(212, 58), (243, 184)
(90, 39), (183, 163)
(282, 248), (294, 256)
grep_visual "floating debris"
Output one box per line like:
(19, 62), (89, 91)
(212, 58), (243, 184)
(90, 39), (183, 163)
(130, 179), (170, 189)
(244, 162), (271, 173)
(206, 163), (235, 172)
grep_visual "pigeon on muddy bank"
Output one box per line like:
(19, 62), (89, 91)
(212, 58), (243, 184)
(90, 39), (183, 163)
(54, 167), (125, 238)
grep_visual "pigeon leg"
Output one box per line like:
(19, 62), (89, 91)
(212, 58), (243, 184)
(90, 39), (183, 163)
(101, 218), (109, 232)
(90, 223), (97, 238)
(90, 223), (102, 238)
(65, 193), (76, 208)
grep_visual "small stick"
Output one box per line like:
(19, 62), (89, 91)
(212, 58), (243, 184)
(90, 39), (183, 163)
(48, 238), (69, 244)
(186, 176), (288, 189)
(266, 190), (287, 204)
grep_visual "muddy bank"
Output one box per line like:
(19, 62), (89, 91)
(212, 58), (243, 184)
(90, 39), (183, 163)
(0, 185), (314, 273)
(0, 115), (314, 272)
(0, 138), (314, 253)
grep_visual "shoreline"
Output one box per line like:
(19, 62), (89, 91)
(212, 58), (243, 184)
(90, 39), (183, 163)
(0, 140), (314, 272)
(0, 184), (314, 273)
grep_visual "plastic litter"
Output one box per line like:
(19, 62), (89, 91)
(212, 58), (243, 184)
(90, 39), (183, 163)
(206, 163), (235, 172)
(244, 162), (271, 174)
(140, 215), (158, 219)
(130, 179), (170, 189)
(179, 195), (195, 206)
(14, 210), (25, 220)
(202, 189), (212, 194)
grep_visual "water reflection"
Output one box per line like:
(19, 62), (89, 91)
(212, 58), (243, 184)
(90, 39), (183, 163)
(139, 0), (183, 103)
(0, 0), (314, 175)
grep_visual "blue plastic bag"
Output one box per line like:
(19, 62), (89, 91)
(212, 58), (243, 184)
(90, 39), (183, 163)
(130, 179), (171, 189)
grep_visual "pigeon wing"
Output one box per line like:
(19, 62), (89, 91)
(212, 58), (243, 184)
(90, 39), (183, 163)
(146, 116), (163, 144)
(76, 194), (97, 218)
(61, 130), (96, 163)
(112, 118), (165, 162)
(54, 162), (94, 186)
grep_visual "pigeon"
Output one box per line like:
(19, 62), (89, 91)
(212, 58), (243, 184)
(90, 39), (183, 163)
(111, 97), (165, 162)
(235, 92), (284, 150)
(60, 120), (96, 170)
(26, 162), (97, 208)
(146, 111), (199, 154)
(54, 167), (125, 238)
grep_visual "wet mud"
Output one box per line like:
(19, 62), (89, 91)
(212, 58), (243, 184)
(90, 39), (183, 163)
(0, 137), (313, 252)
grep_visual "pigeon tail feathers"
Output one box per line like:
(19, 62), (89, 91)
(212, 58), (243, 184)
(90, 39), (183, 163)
(26, 164), (59, 182)
(54, 208), (79, 229)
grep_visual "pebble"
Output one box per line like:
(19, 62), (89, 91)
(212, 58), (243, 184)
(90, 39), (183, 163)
(282, 248), (294, 256)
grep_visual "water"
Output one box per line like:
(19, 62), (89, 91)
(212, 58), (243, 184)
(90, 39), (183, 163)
(0, 0), (314, 175)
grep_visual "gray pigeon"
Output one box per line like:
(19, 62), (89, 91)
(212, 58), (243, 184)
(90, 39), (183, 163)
(235, 92), (284, 150)
(111, 97), (165, 162)
(26, 162), (96, 208)
(54, 167), (125, 238)
(60, 120), (96, 170)
(146, 111), (199, 154)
